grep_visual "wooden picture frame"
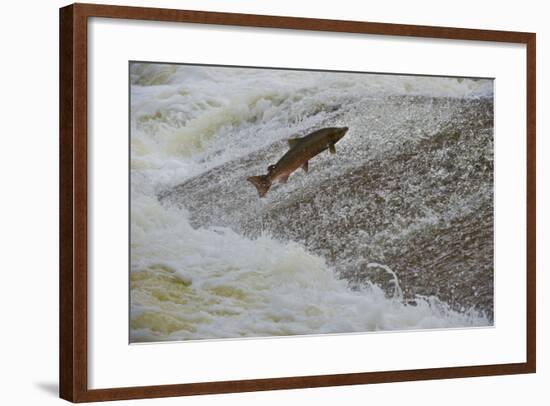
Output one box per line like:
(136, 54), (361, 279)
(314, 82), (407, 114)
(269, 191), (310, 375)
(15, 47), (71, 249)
(59, 3), (536, 402)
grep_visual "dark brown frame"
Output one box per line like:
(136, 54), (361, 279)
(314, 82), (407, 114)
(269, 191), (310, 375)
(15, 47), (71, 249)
(60, 3), (536, 402)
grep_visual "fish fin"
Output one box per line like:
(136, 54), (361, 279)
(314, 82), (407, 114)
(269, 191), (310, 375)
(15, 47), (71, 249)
(287, 138), (302, 148)
(247, 175), (272, 198)
(302, 161), (309, 173)
(279, 174), (289, 183)
(329, 143), (336, 154)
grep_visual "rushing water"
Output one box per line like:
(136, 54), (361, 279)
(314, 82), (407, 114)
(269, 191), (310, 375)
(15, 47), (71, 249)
(130, 63), (494, 342)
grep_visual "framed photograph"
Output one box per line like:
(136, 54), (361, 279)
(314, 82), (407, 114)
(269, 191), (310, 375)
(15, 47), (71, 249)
(59, 3), (536, 402)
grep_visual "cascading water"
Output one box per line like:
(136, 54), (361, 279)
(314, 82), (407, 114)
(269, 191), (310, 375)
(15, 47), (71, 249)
(130, 63), (493, 343)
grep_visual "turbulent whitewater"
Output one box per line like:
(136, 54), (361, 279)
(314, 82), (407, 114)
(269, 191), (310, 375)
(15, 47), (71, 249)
(130, 63), (494, 342)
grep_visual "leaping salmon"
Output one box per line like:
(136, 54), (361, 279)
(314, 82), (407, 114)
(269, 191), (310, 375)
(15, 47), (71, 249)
(247, 126), (349, 197)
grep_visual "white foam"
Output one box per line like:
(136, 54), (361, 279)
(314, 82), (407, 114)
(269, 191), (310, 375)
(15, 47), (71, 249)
(130, 179), (488, 342)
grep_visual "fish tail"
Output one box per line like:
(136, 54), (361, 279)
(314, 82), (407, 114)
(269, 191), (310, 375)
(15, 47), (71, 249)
(247, 175), (271, 198)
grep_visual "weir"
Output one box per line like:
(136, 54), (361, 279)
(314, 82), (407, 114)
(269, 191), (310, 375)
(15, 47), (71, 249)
(131, 63), (494, 342)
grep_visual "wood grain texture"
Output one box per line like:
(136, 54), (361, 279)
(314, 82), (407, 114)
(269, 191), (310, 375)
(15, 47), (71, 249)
(59, 4), (74, 401)
(76, 363), (532, 402)
(59, 3), (536, 402)
(72, 2), (534, 42)
(60, 4), (90, 402)
(525, 34), (536, 372)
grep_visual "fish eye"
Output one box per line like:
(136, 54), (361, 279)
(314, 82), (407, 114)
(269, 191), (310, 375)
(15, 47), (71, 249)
(267, 165), (275, 172)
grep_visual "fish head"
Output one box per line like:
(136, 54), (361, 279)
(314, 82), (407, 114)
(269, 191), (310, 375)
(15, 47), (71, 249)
(331, 126), (349, 143)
